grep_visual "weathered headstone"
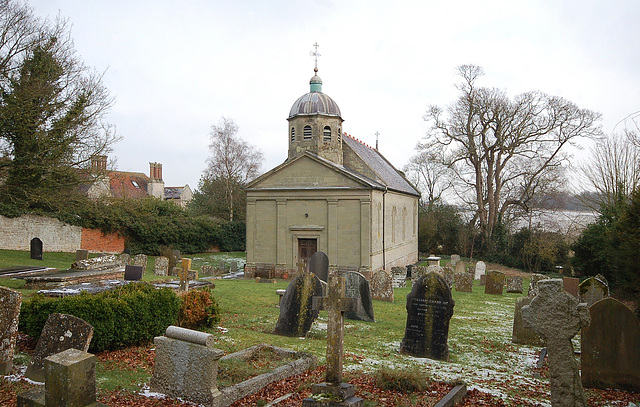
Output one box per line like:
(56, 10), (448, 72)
(151, 326), (224, 406)
(179, 258), (191, 292)
(217, 260), (227, 274)
(200, 265), (214, 276)
(30, 237), (43, 260)
(153, 256), (169, 276)
(75, 249), (89, 261)
(0, 287), (21, 375)
(511, 297), (544, 346)
(342, 271), (375, 322)
(563, 276), (580, 298)
(426, 256), (441, 266)
(17, 348), (108, 407)
(484, 270), (505, 295)
(528, 273), (547, 297)
(474, 261), (486, 280)
(391, 267), (407, 288)
(454, 272), (472, 293)
(370, 270), (394, 302)
(454, 260), (466, 275)
(124, 264), (144, 281)
(506, 276), (524, 294)
(581, 298), (640, 392)
(273, 273), (323, 337)
(522, 279), (590, 407)
(117, 253), (130, 266)
(25, 313), (94, 382)
(411, 265), (429, 286)
(309, 251), (329, 283)
(400, 272), (455, 360)
(133, 254), (148, 271)
(442, 266), (454, 289)
(303, 275), (363, 406)
(579, 276), (609, 307)
(230, 261), (238, 273)
(168, 249), (181, 271)
(450, 254), (461, 268)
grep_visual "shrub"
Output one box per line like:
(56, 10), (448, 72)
(19, 282), (180, 352)
(373, 368), (430, 392)
(177, 287), (221, 329)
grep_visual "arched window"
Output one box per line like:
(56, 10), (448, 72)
(323, 126), (331, 142)
(290, 127), (295, 143)
(303, 125), (312, 140)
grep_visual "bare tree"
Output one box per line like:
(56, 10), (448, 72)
(404, 145), (453, 207)
(202, 117), (263, 221)
(422, 65), (602, 248)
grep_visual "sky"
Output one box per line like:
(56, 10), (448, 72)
(28, 0), (640, 191)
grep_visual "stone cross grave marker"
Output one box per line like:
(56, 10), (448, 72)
(154, 256), (169, 276)
(581, 297), (640, 392)
(25, 313), (94, 382)
(522, 279), (590, 407)
(303, 275), (363, 406)
(273, 272), (324, 337)
(342, 271), (374, 322)
(309, 251), (329, 283)
(30, 237), (43, 260)
(474, 261), (486, 280)
(0, 286), (22, 375)
(179, 258), (192, 292)
(579, 276), (609, 308)
(400, 272), (455, 360)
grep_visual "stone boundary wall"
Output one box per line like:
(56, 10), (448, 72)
(0, 215), (124, 253)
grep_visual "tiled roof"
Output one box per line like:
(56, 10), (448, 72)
(164, 186), (184, 199)
(108, 171), (149, 199)
(342, 134), (419, 196)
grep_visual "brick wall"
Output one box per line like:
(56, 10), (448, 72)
(80, 228), (125, 253)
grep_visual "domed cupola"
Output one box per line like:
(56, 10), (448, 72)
(287, 67), (345, 164)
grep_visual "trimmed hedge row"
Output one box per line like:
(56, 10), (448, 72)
(19, 282), (181, 352)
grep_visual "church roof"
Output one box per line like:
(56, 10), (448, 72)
(288, 68), (342, 119)
(342, 134), (420, 196)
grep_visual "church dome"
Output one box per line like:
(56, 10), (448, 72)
(288, 69), (342, 119)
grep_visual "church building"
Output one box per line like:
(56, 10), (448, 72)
(245, 66), (419, 278)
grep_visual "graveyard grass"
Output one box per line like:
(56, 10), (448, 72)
(1, 252), (639, 406)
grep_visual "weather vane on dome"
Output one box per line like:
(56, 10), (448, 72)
(310, 42), (321, 72)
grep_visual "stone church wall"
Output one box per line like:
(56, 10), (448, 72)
(0, 214), (124, 253)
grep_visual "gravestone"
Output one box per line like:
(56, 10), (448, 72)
(342, 271), (375, 322)
(426, 256), (441, 266)
(303, 275), (363, 406)
(400, 272), (455, 360)
(217, 260), (227, 274)
(230, 261), (238, 273)
(179, 258), (192, 292)
(124, 265), (144, 281)
(506, 276), (524, 294)
(153, 256), (169, 276)
(30, 237), (43, 260)
(484, 270), (505, 295)
(151, 326), (224, 406)
(25, 313), (94, 382)
(309, 251), (329, 283)
(581, 298), (640, 392)
(168, 249), (181, 271)
(0, 287), (21, 375)
(579, 276), (609, 307)
(474, 261), (486, 280)
(370, 270), (394, 302)
(511, 297), (544, 346)
(133, 254), (148, 271)
(411, 266), (429, 286)
(528, 273), (547, 297)
(391, 267), (407, 288)
(200, 265), (214, 276)
(563, 277), (580, 298)
(75, 249), (89, 261)
(450, 254), (461, 267)
(117, 253), (130, 266)
(442, 266), (454, 289)
(522, 279), (590, 407)
(454, 260), (466, 275)
(454, 272), (472, 293)
(17, 348), (108, 407)
(273, 272), (324, 337)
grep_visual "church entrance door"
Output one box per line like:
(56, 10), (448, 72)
(298, 238), (317, 271)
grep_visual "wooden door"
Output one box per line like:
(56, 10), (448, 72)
(298, 238), (317, 271)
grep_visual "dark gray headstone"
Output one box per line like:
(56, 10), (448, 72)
(75, 249), (89, 261)
(30, 237), (43, 260)
(273, 272), (324, 337)
(342, 271), (375, 322)
(25, 313), (94, 382)
(582, 298), (640, 392)
(124, 265), (144, 281)
(309, 251), (329, 283)
(400, 272), (455, 360)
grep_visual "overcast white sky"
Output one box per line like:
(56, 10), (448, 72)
(29, 0), (640, 191)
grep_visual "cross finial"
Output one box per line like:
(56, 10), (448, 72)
(375, 131), (380, 150)
(310, 42), (321, 72)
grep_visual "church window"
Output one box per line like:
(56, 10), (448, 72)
(338, 129), (342, 142)
(402, 207), (407, 240)
(323, 126), (331, 142)
(290, 127), (295, 143)
(303, 125), (312, 140)
(392, 206), (397, 244)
